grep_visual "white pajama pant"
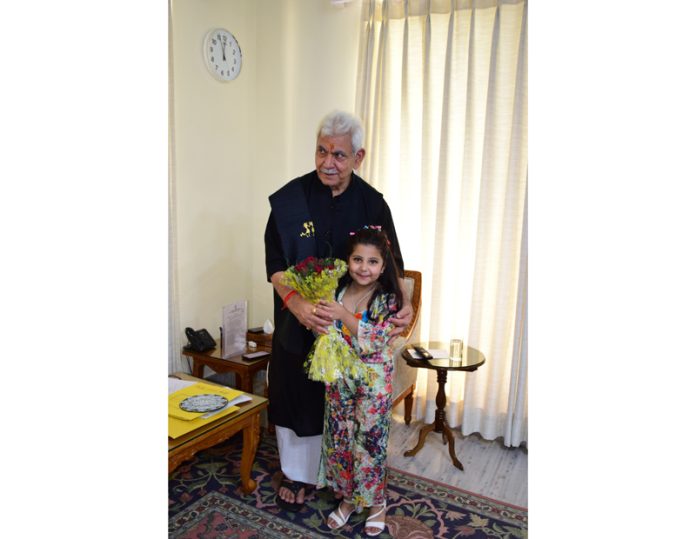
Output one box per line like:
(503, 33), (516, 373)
(275, 426), (321, 485)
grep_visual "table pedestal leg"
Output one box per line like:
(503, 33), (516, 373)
(404, 422), (436, 457)
(403, 368), (464, 470)
(441, 422), (464, 470)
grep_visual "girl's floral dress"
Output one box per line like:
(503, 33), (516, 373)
(316, 287), (398, 510)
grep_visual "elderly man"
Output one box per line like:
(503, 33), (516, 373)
(264, 110), (412, 511)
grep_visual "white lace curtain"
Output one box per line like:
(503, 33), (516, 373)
(356, 0), (527, 446)
(169, 2), (186, 375)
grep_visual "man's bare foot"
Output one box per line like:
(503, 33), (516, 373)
(278, 481), (306, 505)
(274, 475), (313, 512)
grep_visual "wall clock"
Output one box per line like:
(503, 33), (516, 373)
(203, 28), (242, 81)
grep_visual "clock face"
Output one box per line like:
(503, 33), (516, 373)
(203, 28), (242, 81)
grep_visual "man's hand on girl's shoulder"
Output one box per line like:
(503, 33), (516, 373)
(386, 303), (414, 343)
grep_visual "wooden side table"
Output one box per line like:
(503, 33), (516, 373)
(181, 338), (271, 395)
(401, 342), (485, 470)
(168, 373), (268, 493)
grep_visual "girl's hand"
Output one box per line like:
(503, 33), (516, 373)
(316, 299), (347, 323)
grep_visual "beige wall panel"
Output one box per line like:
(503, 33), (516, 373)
(171, 0), (361, 343)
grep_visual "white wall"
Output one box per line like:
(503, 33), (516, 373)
(250, 0), (363, 327)
(171, 0), (362, 348)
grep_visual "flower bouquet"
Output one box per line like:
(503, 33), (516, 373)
(280, 256), (366, 383)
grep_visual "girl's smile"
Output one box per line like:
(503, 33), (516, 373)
(348, 244), (385, 287)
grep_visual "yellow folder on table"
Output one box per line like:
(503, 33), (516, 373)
(168, 382), (244, 439)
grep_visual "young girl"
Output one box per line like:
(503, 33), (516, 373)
(314, 226), (404, 536)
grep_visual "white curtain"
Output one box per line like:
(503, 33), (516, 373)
(169, 1), (187, 375)
(356, 0), (527, 446)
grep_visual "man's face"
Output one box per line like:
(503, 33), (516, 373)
(315, 134), (365, 194)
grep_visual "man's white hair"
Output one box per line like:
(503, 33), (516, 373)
(316, 110), (364, 154)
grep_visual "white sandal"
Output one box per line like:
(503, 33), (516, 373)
(364, 503), (387, 536)
(327, 501), (355, 530)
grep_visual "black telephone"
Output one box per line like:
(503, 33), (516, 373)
(184, 327), (216, 352)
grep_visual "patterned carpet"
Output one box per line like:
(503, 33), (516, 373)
(169, 432), (527, 538)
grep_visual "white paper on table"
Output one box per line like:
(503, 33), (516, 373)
(222, 300), (247, 359)
(201, 394), (253, 419)
(168, 378), (196, 395)
(428, 349), (449, 359)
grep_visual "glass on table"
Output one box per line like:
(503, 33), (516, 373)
(449, 339), (463, 365)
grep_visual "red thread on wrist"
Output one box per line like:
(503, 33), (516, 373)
(282, 290), (298, 310)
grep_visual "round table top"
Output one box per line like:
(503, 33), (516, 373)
(402, 341), (485, 372)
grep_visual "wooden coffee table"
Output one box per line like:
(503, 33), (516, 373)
(168, 373), (268, 493)
(181, 340), (271, 395)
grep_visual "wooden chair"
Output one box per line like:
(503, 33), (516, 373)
(391, 270), (422, 424)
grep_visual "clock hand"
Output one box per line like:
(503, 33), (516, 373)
(221, 41), (227, 62)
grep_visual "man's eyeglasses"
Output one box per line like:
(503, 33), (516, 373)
(316, 146), (352, 164)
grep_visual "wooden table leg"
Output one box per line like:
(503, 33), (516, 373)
(403, 385), (415, 425)
(238, 372), (252, 393)
(191, 359), (205, 379)
(404, 368), (463, 470)
(433, 369), (448, 432)
(441, 422), (464, 470)
(239, 413), (261, 494)
(404, 421), (436, 457)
